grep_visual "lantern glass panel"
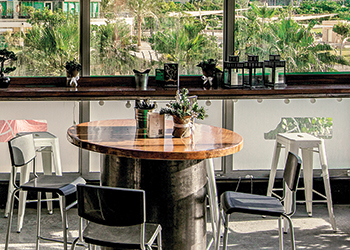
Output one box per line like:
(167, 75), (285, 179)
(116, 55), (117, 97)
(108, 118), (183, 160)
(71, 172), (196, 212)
(231, 67), (243, 86)
(224, 59), (244, 88)
(264, 65), (272, 84)
(251, 64), (264, 89)
(273, 60), (286, 89)
(244, 55), (265, 89)
(276, 66), (285, 84)
(265, 51), (286, 89)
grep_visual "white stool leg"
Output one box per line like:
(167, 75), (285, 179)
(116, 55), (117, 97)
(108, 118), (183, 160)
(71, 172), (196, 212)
(52, 138), (62, 176)
(206, 176), (216, 250)
(50, 139), (66, 228)
(301, 148), (314, 217)
(207, 159), (219, 224)
(4, 168), (15, 218)
(17, 163), (30, 232)
(318, 141), (337, 231)
(267, 141), (282, 197)
(206, 158), (219, 248)
(42, 146), (54, 214)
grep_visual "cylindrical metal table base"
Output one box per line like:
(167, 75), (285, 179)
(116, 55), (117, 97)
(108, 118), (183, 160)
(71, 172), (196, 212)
(100, 155), (207, 250)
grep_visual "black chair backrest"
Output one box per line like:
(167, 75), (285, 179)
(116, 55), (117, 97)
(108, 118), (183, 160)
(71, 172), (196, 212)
(283, 152), (302, 192)
(8, 133), (36, 167)
(77, 184), (145, 227)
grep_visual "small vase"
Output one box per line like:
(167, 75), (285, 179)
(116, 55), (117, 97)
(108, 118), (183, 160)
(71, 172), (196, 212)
(0, 76), (10, 88)
(172, 116), (193, 138)
(66, 70), (79, 87)
(135, 107), (154, 137)
(133, 69), (150, 90)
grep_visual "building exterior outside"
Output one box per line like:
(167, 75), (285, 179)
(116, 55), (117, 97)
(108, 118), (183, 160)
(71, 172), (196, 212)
(322, 20), (348, 44)
(0, 0), (100, 33)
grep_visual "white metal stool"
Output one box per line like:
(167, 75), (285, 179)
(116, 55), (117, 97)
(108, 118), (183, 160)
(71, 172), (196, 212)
(4, 131), (63, 232)
(267, 132), (336, 231)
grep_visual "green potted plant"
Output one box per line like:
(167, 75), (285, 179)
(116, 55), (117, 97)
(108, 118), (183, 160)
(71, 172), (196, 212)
(197, 59), (217, 77)
(160, 88), (207, 138)
(65, 59), (82, 87)
(0, 48), (17, 88)
(197, 58), (222, 89)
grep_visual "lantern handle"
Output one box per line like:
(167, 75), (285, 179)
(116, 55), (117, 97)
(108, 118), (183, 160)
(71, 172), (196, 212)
(269, 46), (280, 55)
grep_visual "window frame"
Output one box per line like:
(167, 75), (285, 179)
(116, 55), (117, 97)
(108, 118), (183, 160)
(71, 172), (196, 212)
(76, 0), (350, 178)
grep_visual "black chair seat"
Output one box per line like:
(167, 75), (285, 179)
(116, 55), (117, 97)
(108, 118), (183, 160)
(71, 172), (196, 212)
(83, 222), (162, 249)
(222, 191), (285, 217)
(20, 175), (85, 196)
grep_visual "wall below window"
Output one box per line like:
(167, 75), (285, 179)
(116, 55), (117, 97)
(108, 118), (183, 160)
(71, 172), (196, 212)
(0, 101), (79, 176)
(0, 97), (349, 179)
(233, 98), (350, 173)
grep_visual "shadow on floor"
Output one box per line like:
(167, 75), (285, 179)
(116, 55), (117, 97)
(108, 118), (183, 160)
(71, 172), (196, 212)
(0, 204), (349, 249)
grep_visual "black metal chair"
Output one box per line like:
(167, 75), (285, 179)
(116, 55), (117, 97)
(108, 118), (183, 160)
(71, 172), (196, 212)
(215, 151), (302, 250)
(71, 184), (162, 250)
(5, 133), (86, 250)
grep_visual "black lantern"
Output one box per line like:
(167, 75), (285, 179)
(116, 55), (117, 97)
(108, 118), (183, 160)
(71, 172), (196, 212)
(264, 47), (286, 89)
(223, 55), (244, 88)
(244, 55), (265, 89)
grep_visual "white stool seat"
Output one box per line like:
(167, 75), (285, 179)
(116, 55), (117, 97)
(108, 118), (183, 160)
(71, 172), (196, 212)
(267, 132), (336, 231)
(4, 131), (63, 232)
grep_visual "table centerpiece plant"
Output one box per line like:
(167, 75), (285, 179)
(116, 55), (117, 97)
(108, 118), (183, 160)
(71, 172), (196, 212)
(160, 88), (207, 138)
(0, 48), (17, 88)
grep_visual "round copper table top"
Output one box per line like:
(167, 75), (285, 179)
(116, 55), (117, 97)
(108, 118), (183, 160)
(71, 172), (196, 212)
(67, 119), (243, 160)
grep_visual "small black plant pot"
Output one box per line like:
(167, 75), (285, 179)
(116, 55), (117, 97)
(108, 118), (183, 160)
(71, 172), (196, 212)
(0, 76), (11, 88)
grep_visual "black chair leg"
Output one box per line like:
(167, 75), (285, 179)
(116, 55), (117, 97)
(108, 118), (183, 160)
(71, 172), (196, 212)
(61, 197), (68, 250)
(5, 189), (18, 250)
(283, 215), (296, 250)
(222, 213), (230, 250)
(36, 191), (42, 249)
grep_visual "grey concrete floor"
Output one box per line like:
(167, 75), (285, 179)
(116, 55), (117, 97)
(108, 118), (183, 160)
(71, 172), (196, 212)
(0, 204), (349, 249)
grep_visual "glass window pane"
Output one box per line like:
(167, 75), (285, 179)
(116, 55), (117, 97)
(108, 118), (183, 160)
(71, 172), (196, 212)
(1, 3), (79, 76)
(90, 0), (223, 76)
(234, 2), (350, 73)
